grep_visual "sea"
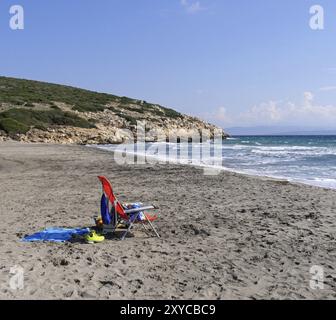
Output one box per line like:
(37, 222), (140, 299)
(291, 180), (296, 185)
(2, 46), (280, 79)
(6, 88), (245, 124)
(96, 135), (336, 190)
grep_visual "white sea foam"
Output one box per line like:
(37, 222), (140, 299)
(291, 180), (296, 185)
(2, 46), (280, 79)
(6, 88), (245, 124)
(93, 137), (336, 190)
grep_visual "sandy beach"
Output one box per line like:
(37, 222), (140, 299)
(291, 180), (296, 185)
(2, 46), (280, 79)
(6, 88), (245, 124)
(0, 142), (335, 300)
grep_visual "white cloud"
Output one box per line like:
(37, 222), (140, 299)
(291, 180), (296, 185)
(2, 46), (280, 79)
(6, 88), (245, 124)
(319, 86), (336, 92)
(204, 106), (234, 126)
(206, 92), (336, 127)
(215, 107), (230, 121)
(180, 0), (203, 14)
(199, 107), (234, 126)
(303, 91), (314, 105)
(239, 100), (283, 124)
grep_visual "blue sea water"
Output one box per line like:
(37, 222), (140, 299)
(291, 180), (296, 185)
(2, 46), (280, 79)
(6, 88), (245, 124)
(220, 136), (336, 189)
(96, 135), (336, 190)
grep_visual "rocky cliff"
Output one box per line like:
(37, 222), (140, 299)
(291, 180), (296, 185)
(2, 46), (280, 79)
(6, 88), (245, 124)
(0, 76), (228, 144)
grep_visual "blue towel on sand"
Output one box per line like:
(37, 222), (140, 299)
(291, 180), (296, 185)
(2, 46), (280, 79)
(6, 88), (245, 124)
(23, 227), (90, 243)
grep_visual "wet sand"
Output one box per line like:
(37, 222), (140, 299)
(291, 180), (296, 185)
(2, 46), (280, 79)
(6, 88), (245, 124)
(0, 142), (335, 299)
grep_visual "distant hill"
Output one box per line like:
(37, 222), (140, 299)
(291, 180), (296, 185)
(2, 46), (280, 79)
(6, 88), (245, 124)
(278, 130), (336, 136)
(227, 126), (336, 136)
(0, 76), (228, 144)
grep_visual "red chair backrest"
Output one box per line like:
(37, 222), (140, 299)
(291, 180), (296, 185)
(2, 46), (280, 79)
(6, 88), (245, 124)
(98, 176), (129, 220)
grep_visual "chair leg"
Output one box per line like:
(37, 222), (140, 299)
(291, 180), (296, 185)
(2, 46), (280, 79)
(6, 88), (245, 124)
(145, 215), (160, 238)
(120, 212), (141, 241)
(120, 212), (160, 240)
(141, 221), (150, 235)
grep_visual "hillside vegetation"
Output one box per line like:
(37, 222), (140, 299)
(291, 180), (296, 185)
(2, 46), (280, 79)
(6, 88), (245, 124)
(0, 76), (227, 144)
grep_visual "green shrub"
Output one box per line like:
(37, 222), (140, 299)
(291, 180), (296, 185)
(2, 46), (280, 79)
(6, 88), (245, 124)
(0, 76), (116, 113)
(111, 109), (138, 126)
(0, 76), (184, 122)
(34, 124), (47, 131)
(163, 107), (182, 118)
(73, 103), (105, 112)
(122, 114), (137, 126)
(0, 108), (96, 134)
(0, 118), (30, 134)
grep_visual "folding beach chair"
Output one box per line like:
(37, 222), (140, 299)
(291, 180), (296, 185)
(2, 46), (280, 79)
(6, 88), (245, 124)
(98, 176), (160, 240)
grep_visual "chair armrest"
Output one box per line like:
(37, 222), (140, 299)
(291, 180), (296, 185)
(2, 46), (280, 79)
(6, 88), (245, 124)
(124, 205), (156, 214)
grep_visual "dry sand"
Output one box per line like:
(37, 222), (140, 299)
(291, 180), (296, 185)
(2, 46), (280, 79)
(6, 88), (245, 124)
(0, 142), (335, 300)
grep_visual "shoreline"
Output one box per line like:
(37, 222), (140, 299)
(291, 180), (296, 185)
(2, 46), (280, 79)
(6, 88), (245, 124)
(1, 142), (336, 299)
(3, 140), (336, 192)
(92, 143), (336, 192)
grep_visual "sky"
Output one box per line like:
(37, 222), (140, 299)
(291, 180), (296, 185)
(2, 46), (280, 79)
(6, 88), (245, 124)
(1, 0), (336, 130)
